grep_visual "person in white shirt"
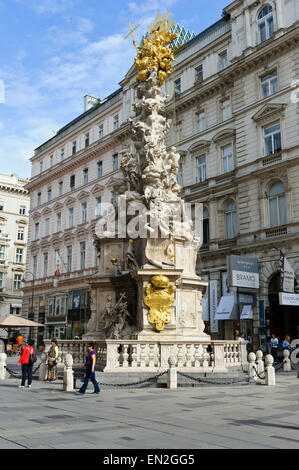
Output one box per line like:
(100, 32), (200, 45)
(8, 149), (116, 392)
(237, 333), (246, 342)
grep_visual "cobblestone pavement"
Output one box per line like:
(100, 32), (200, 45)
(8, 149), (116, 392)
(0, 370), (298, 449)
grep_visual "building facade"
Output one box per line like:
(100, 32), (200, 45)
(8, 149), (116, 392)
(24, 0), (299, 348)
(24, 90), (128, 342)
(0, 173), (29, 336)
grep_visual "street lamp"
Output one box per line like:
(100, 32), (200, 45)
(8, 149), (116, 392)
(22, 271), (35, 339)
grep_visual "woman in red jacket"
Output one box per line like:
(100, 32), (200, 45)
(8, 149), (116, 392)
(18, 339), (34, 388)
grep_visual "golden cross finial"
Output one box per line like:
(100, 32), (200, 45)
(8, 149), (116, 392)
(124, 22), (140, 51)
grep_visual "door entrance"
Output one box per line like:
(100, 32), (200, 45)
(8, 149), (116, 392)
(267, 272), (299, 342)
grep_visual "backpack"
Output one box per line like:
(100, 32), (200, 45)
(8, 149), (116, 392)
(28, 347), (37, 366)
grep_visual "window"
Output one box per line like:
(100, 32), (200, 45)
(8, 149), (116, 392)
(263, 122), (281, 156)
(70, 175), (75, 191)
(67, 246), (72, 273)
(19, 205), (26, 215)
(59, 181), (63, 196)
(40, 161), (43, 173)
(80, 242), (86, 270)
(34, 222), (39, 240)
(176, 122), (183, 142)
(85, 133), (89, 148)
(16, 248), (23, 263)
(269, 181), (287, 227)
(83, 168), (88, 185)
(225, 201), (237, 239)
(0, 205), (3, 211)
(72, 141), (76, 155)
(45, 218), (50, 236)
(113, 154), (119, 171)
(177, 163), (183, 187)
(17, 227), (24, 241)
(61, 148), (64, 161)
(33, 256), (37, 278)
(99, 124), (104, 139)
(221, 99), (232, 121)
(50, 155), (53, 167)
(0, 245), (5, 260)
(69, 208), (74, 228)
(203, 208), (209, 244)
(47, 188), (52, 202)
(37, 192), (41, 206)
(0, 272), (3, 288)
(196, 156), (207, 183)
(219, 51), (228, 71)
(82, 202), (87, 223)
(195, 65), (203, 83)
(258, 5), (274, 43)
(0, 224), (3, 234)
(222, 144), (234, 173)
(96, 197), (102, 218)
(197, 111), (206, 132)
(43, 253), (48, 277)
(261, 71), (278, 98)
(174, 78), (181, 95)
(57, 213), (61, 232)
(113, 115), (119, 130)
(14, 274), (22, 290)
(98, 161), (103, 178)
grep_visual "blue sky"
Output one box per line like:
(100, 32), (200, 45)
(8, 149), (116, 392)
(0, 0), (229, 179)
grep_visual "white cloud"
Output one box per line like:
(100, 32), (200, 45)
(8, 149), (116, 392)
(21, 0), (79, 14)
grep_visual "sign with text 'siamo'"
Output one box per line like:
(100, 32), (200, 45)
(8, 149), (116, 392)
(229, 255), (259, 289)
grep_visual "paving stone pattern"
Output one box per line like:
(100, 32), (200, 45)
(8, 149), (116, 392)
(0, 372), (298, 449)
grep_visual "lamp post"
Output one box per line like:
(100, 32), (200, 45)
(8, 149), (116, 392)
(23, 271), (35, 340)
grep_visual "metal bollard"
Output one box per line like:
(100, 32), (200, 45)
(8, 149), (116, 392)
(265, 354), (275, 386)
(167, 356), (177, 389)
(0, 352), (7, 380)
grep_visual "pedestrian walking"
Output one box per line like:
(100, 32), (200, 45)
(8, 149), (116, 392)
(270, 333), (279, 363)
(17, 339), (35, 388)
(76, 343), (100, 395)
(46, 338), (59, 382)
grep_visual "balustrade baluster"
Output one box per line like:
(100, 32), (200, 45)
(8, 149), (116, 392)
(122, 344), (129, 368)
(148, 344), (155, 368)
(194, 344), (201, 368)
(131, 344), (137, 368)
(177, 344), (184, 368)
(140, 344), (147, 368)
(186, 344), (193, 368)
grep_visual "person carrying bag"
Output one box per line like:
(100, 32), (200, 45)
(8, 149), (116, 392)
(18, 339), (35, 389)
(46, 338), (59, 382)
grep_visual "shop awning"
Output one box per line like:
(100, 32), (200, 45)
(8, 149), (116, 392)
(0, 315), (44, 328)
(240, 305), (253, 319)
(215, 295), (239, 320)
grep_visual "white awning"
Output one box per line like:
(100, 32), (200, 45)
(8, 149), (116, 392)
(11, 304), (22, 309)
(215, 295), (239, 320)
(240, 305), (253, 319)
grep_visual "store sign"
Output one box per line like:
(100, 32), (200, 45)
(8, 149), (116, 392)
(240, 305), (253, 320)
(279, 292), (299, 306)
(237, 293), (256, 305)
(209, 280), (218, 333)
(280, 251), (295, 293)
(230, 255), (259, 289)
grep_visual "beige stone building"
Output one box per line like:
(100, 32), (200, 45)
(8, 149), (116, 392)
(23, 90), (128, 341)
(163, 0), (299, 349)
(0, 173), (29, 337)
(24, 0), (299, 349)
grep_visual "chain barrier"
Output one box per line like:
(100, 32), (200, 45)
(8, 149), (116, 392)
(251, 365), (266, 380)
(177, 371), (250, 385)
(73, 370), (168, 388)
(5, 362), (41, 379)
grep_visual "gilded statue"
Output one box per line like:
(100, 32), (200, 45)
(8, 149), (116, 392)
(144, 275), (176, 332)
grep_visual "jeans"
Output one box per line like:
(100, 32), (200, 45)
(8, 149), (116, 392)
(21, 364), (33, 386)
(271, 347), (278, 362)
(79, 367), (100, 394)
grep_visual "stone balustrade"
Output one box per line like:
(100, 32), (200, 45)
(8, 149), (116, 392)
(44, 339), (246, 372)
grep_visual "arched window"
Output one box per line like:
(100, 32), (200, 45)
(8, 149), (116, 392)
(203, 207), (209, 244)
(225, 200), (237, 239)
(258, 5), (274, 43)
(269, 181), (287, 227)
